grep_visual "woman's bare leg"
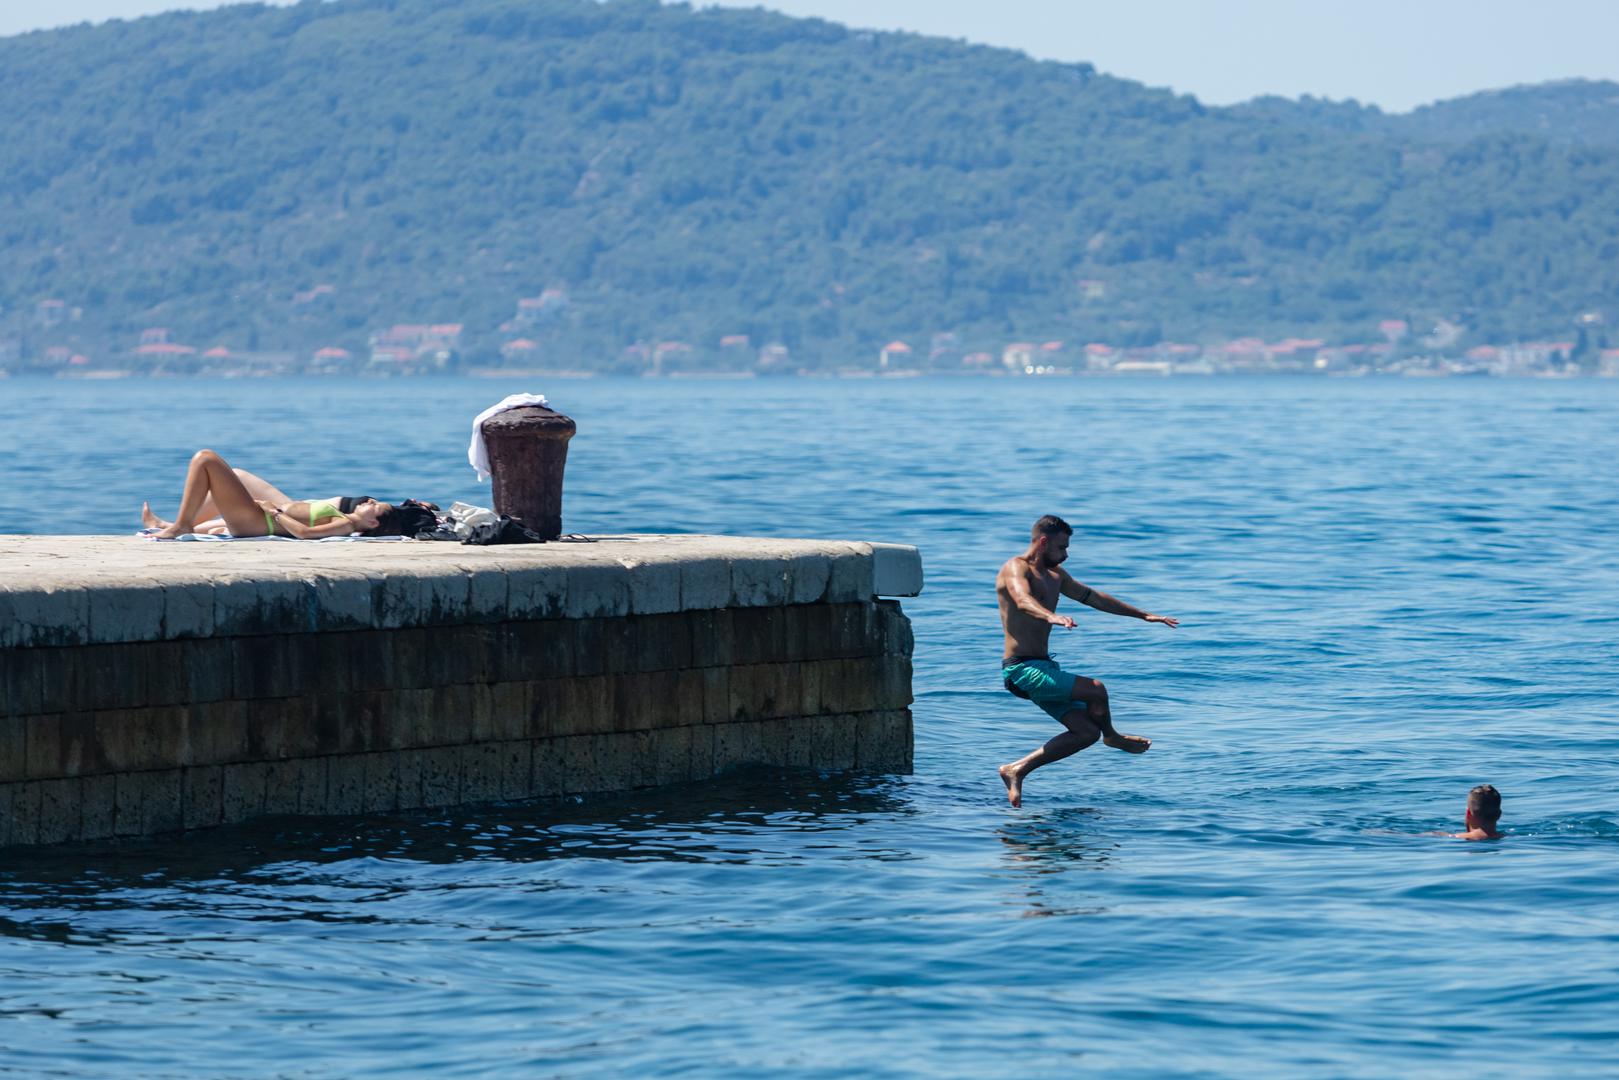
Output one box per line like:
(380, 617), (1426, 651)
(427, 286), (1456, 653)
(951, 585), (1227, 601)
(154, 450), (270, 539)
(146, 467), (289, 532)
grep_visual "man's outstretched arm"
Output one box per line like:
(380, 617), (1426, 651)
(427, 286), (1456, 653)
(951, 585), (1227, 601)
(1062, 571), (1179, 627)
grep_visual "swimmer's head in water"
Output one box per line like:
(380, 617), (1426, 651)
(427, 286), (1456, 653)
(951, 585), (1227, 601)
(1467, 784), (1502, 828)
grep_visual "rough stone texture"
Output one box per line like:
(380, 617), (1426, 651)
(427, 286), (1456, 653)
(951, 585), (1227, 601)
(1, 535), (919, 847)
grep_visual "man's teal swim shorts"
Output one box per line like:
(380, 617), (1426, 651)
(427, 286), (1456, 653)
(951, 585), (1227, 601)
(1001, 656), (1081, 721)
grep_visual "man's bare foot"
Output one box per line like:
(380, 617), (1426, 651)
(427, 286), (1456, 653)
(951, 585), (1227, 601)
(152, 523), (191, 540)
(1103, 732), (1151, 754)
(141, 502), (172, 530)
(999, 764), (1023, 808)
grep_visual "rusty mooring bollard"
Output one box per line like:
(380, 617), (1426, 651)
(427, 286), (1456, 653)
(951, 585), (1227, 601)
(481, 405), (577, 540)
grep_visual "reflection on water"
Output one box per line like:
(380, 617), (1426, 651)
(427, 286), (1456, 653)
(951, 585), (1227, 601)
(997, 809), (1114, 918)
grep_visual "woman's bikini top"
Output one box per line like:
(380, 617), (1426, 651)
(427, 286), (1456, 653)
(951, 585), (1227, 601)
(306, 500), (344, 526)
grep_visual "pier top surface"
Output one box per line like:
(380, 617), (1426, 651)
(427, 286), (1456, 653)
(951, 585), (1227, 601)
(0, 534), (923, 648)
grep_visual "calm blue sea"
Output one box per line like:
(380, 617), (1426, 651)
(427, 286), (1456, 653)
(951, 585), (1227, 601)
(2, 375), (1618, 1077)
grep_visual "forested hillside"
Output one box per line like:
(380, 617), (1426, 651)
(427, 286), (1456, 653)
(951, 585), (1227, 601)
(2, 0), (1616, 366)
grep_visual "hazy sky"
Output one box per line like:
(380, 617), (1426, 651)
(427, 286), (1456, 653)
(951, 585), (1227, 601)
(4, 0), (1618, 112)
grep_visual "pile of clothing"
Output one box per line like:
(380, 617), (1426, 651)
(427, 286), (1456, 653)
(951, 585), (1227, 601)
(413, 501), (548, 545)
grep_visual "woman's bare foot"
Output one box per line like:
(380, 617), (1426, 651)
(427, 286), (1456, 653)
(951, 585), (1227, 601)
(1103, 732), (1151, 754)
(999, 763), (1024, 808)
(141, 501), (172, 530)
(152, 523), (191, 540)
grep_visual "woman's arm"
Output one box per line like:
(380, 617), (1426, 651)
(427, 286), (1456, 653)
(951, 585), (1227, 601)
(263, 503), (359, 539)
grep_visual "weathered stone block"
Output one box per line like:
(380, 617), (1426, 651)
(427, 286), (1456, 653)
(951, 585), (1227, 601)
(674, 670), (706, 727)
(572, 616), (607, 677)
(233, 634), (315, 701)
(677, 557), (731, 612)
(37, 777), (81, 844)
(559, 735), (598, 794)
(183, 638), (236, 704)
(827, 714), (859, 771)
(306, 571), (374, 632)
(53, 712), (104, 777)
(565, 561), (633, 619)
(823, 547), (870, 604)
(349, 630), (398, 692)
(141, 769), (184, 835)
(215, 576), (308, 638)
(730, 555), (789, 608)
(95, 706), (188, 773)
(0, 716), (24, 783)
(246, 697), (293, 760)
(395, 749), (427, 810)
(877, 656), (914, 710)
(294, 757), (330, 816)
(7, 781), (42, 844)
(613, 669), (678, 732)
(145, 641), (190, 709)
(688, 724), (715, 780)
(328, 754), (367, 815)
(869, 543), (924, 598)
(111, 772), (141, 836)
(464, 568), (509, 625)
(652, 725), (694, 786)
(855, 710), (913, 772)
(700, 667), (731, 724)
(713, 721), (764, 772)
(468, 683), (496, 743)
(785, 554), (831, 606)
(426, 624), (489, 688)
(0, 648), (43, 718)
(505, 566), (567, 621)
(503, 620), (574, 681)
(161, 581), (216, 640)
(420, 571), (472, 627)
(183, 765), (224, 830)
(730, 607), (786, 665)
(620, 556), (682, 616)
(359, 750), (399, 813)
(80, 774), (116, 839)
(71, 643), (147, 712)
(222, 762), (269, 823)
(636, 612), (693, 672)
(390, 627), (432, 690)
(426, 684), (475, 746)
(489, 681), (528, 742)
(262, 760), (302, 816)
(371, 573), (423, 631)
(531, 737), (565, 799)
(0, 585), (90, 649)
(557, 676), (614, 737)
(688, 608), (734, 668)
(88, 584), (165, 646)
(498, 739), (533, 800)
(460, 743), (503, 803)
(420, 747), (459, 807)
(314, 693), (363, 756)
(876, 600), (915, 657)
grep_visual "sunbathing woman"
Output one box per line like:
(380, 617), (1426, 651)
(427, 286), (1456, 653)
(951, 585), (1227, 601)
(141, 465), (374, 535)
(147, 449), (417, 539)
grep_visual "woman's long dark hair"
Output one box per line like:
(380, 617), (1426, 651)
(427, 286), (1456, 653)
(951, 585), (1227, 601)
(362, 499), (440, 538)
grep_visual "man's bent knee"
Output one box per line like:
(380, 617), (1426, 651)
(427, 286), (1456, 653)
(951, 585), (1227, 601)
(1070, 677), (1107, 703)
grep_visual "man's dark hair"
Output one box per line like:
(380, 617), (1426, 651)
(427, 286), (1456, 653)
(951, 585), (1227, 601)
(1468, 784), (1502, 823)
(1032, 515), (1073, 541)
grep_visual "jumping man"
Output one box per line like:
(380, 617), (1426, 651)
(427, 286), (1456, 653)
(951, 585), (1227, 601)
(997, 515), (1179, 808)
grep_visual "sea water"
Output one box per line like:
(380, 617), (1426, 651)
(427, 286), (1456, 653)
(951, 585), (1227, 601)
(1, 376), (1616, 1077)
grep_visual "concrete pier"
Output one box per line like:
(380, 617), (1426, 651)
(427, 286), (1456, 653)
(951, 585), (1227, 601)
(0, 534), (922, 847)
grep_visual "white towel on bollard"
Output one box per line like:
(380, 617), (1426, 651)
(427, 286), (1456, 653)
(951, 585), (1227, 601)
(469, 392), (550, 481)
